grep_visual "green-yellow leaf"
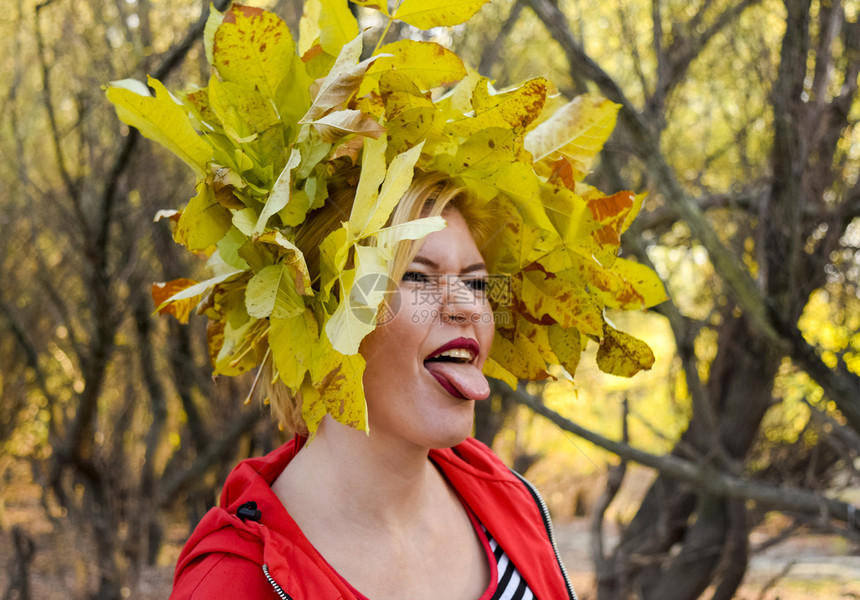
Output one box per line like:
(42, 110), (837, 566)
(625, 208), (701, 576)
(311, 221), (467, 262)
(254, 148), (302, 236)
(105, 77), (212, 178)
(269, 309), (318, 390)
(175, 184), (233, 253)
(256, 230), (313, 295)
(208, 75), (280, 141)
(367, 142), (424, 233)
(325, 245), (389, 355)
(246, 264), (306, 319)
(392, 0), (488, 28)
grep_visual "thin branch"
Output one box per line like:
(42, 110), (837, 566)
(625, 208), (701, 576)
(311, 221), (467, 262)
(510, 386), (860, 529)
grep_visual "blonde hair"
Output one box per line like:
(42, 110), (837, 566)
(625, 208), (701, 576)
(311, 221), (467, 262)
(265, 170), (498, 434)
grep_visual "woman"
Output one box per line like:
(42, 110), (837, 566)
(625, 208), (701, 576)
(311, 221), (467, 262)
(105, 4), (661, 599)
(169, 173), (576, 600)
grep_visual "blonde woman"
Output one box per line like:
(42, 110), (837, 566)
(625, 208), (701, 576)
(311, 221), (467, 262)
(170, 173), (575, 600)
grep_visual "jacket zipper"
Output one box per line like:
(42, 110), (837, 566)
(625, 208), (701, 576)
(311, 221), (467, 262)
(511, 470), (578, 600)
(263, 564), (294, 600)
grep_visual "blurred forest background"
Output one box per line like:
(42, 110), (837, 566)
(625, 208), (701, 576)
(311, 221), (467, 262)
(2, 0), (860, 599)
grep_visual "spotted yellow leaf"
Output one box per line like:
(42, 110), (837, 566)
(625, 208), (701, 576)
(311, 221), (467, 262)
(392, 0), (489, 28)
(596, 324), (655, 377)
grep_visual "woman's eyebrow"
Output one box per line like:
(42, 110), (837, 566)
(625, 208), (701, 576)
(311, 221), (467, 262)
(411, 255), (487, 273)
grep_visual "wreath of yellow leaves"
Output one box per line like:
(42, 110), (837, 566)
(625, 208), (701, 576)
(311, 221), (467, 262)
(106, 0), (667, 436)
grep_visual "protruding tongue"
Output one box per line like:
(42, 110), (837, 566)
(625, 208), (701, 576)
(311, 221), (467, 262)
(424, 362), (490, 401)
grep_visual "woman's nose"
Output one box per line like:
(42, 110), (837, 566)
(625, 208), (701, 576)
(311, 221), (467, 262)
(440, 276), (484, 323)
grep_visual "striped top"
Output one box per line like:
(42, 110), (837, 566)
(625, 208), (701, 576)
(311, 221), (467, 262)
(484, 526), (535, 600)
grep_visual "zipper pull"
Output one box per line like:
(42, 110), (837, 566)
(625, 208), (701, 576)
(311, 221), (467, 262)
(237, 501), (262, 522)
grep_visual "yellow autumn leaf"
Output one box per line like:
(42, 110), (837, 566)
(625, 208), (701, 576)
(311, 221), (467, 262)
(203, 4), (223, 66)
(105, 77), (212, 178)
(310, 109), (386, 142)
(489, 327), (549, 381)
(303, 350), (368, 436)
(447, 77), (547, 137)
(302, 35), (369, 122)
(604, 257), (668, 310)
(538, 184), (595, 255)
(350, 141), (424, 238)
(482, 356), (518, 389)
(151, 279), (201, 324)
(349, 0), (388, 15)
(547, 324), (582, 378)
(374, 216), (447, 257)
(175, 184), (233, 253)
(585, 190), (636, 265)
(318, 0), (359, 56)
(392, 0), (489, 28)
(524, 95), (620, 175)
(298, 0), (322, 56)
(520, 269), (604, 337)
(245, 264), (306, 319)
(367, 40), (465, 91)
(596, 324), (655, 377)
(213, 6), (298, 103)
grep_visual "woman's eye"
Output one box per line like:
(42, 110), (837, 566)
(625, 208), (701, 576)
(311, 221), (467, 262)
(464, 278), (489, 294)
(402, 271), (433, 285)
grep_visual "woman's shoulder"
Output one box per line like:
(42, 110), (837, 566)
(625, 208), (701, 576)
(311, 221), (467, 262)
(170, 552), (279, 600)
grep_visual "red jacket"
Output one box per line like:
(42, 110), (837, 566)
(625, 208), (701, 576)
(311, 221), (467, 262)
(171, 437), (576, 599)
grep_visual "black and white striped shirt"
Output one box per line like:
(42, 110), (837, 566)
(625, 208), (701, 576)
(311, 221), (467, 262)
(484, 526), (535, 600)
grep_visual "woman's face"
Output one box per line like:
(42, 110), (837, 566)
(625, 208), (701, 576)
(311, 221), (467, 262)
(359, 208), (495, 450)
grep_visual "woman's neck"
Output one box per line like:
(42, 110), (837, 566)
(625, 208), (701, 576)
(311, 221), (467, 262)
(274, 415), (443, 532)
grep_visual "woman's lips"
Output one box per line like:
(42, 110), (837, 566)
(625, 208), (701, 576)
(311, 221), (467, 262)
(425, 337), (480, 361)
